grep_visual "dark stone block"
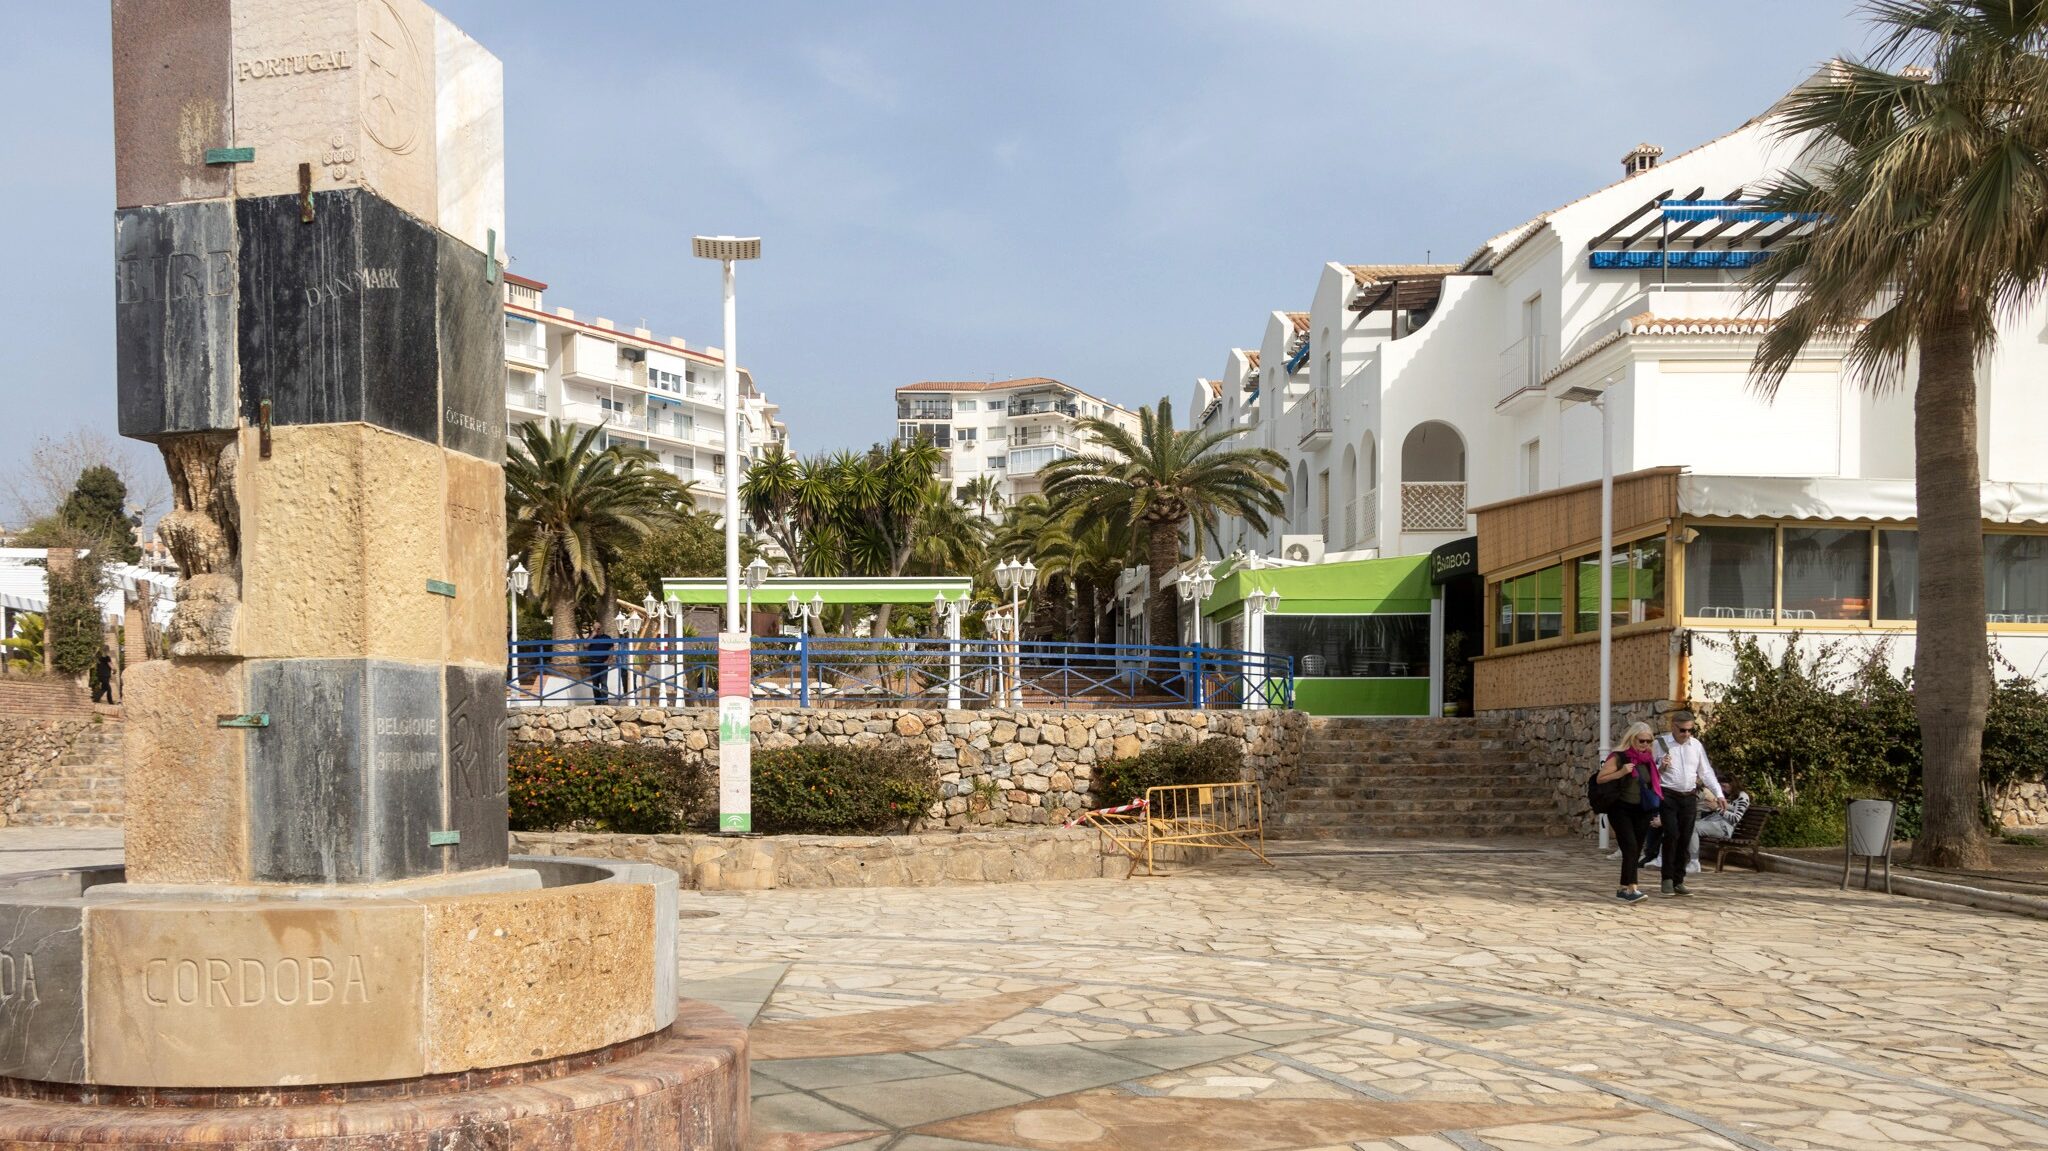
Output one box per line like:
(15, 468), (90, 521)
(112, 0), (233, 208)
(444, 666), (508, 871)
(0, 902), (84, 1082)
(437, 233), (506, 463)
(246, 660), (445, 883)
(115, 202), (237, 439)
(237, 191), (439, 445)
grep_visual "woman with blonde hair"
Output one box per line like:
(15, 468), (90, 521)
(1592, 721), (1663, 903)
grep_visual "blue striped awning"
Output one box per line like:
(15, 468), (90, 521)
(1589, 250), (1770, 270)
(1660, 200), (1824, 223)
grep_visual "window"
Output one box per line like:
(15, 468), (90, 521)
(1878, 529), (1918, 619)
(1521, 439), (1541, 495)
(1573, 537), (1666, 633)
(1264, 615), (1431, 678)
(1987, 533), (2048, 622)
(955, 427), (977, 443)
(1781, 527), (1872, 621)
(987, 456), (1006, 470)
(956, 399), (977, 412)
(505, 315), (540, 354)
(712, 456), (725, 475)
(1495, 565), (1564, 647)
(649, 367), (686, 394)
(1683, 526), (1776, 619)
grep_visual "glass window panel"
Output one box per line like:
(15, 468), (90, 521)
(1986, 533), (2048, 622)
(1684, 526), (1777, 619)
(1495, 564), (1564, 648)
(1878, 530), (1917, 620)
(1780, 527), (1872, 621)
(1263, 615), (1431, 678)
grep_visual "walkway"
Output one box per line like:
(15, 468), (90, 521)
(680, 841), (2048, 1151)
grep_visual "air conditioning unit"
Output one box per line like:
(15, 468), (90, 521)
(1279, 535), (1325, 564)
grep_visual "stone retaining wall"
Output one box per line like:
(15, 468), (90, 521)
(0, 716), (92, 827)
(1482, 701), (1675, 835)
(509, 706), (1310, 828)
(0, 677), (93, 721)
(1994, 780), (2048, 830)
(513, 828), (1113, 889)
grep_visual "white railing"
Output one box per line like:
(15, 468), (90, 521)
(505, 337), (545, 363)
(1401, 481), (1467, 532)
(1357, 491), (1378, 546)
(1298, 385), (1332, 445)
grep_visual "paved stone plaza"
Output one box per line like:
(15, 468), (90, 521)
(676, 842), (2048, 1151)
(8, 832), (2042, 1149)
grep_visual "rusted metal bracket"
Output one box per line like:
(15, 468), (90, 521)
(298, 162), (314, 222)
(258, 399), (273, 459)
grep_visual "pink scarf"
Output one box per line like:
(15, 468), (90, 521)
(1620, 746), (1664, 801)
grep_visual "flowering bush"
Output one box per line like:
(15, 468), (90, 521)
(750, 743), (941, 835)
(507, 744), (711, 834)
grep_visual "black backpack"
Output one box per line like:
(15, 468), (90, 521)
(1587, 762), (1630, 813)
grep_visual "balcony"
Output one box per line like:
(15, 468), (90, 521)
(1298, 386), (1332, 448)
(505, 335), (546, 369)
(1007, 445), (1075, 475)
(1400, 482), (1467, 533)
(1007, 398), (1079, 422)
(506, 389), (546, 413)
(897, 399), (953, 421)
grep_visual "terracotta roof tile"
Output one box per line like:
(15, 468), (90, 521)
(1244, 350), (1260, 368)
(1285, 312), (1311, 335)
(896, 377), (1064, 393)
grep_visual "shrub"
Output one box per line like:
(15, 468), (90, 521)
(751, 742), (940, 835)
(508, 744), (712, 834)
(1090, 737), (1244, 807)
(1699, 634), (2048, 846)
(43, 552), (106, 678)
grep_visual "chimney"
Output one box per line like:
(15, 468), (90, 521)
(1622, 142), (1664, 178)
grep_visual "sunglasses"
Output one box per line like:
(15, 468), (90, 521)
(1675, 726), (1695, 734)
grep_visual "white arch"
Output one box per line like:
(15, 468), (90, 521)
(1294, 461), (1311, 526)
(1401, 421), (1466, 482)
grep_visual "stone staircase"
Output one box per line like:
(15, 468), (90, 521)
(9, 720), (125, 828)
(1270, 717), (1563, 840)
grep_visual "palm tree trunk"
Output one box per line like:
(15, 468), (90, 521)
(1145, 521), (1180, 650)
(1074, 575), (1098, 646)
(1911, 316), (1992, 869)
(548, 583), (578, 680)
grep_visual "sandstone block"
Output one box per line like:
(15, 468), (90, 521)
(123, 659), (250, 884)
(237, 424), (446, 662)
(443, 449), (507, 666)
(112, 0), (234, 207)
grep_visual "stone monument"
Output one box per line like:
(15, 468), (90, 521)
(0, 2), (747, 1144)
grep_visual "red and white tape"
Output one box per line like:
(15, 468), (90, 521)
(1065, 798), (1147, 828)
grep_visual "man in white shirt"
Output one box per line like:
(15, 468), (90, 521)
(1654, 710), (1726, 896)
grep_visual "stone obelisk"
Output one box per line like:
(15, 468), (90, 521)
(0, 4), (746, 1144)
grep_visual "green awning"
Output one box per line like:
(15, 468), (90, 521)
(660, 576), (973, 606)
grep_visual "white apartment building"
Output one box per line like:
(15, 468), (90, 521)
(502, 273), (789, 515)
(1190, 69), (2048, 693)
(894, 378), (1141, 509)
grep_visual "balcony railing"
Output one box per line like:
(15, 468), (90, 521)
(1298, 386), (1332, 447)
(1355, 491), (1377, 547)
(505, 337), (545, 364)
(1008, 399), (1078, 418)
(1400, 481), (1467, 532)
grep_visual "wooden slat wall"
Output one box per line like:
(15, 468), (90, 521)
(1477, 468), (1683, 575)
(1474, 629), (1674, 711)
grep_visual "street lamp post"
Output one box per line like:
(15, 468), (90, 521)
(1176, 560), (1217, 707)
(506, 561), (529, 644)
(693, 234), (762, 835)
(994, 558), (1037, 707)
(1561, 384), (1615, 767)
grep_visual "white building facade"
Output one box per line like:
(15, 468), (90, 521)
(1192, 76), (2048, 697)
(894, 378), (1141, 510)
(502, 273), (789, 516)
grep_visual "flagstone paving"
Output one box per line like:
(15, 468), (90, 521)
(676, 841), (2048, 1151)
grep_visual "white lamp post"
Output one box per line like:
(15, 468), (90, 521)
(1177, 559), (1217, 647)
(994, 558), (1036, 707)
(506, 561), (529, 644)
(693, 234), (761, 835)
(744, 555), (769, 628)
(1561, 383), (1614, 763)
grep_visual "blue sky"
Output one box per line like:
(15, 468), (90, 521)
(0, 0), (1866, 507)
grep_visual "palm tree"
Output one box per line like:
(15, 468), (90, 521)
(3, 613), (44, 673)
(1743, 1), (2048, 868)
(960, 474), (1005, 519)
(1041, 397), (1287, 650)
(505, 420), (691, 643)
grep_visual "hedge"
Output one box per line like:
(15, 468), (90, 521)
(1699, 634), (2048, 847)
(507, 740), (940, 836)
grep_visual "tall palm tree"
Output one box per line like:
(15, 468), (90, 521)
(1041, 397), (1287, 650)
(1743, 0), (2048, 868)
(960, 474), (1005, 519)
(505, 420), (691, 642)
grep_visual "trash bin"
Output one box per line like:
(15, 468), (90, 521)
(1842, 798), (1897, 893)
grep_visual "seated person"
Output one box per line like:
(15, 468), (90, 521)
(1690, 792), (1752, 869)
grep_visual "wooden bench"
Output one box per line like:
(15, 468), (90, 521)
(1706, 804), (1776, 872)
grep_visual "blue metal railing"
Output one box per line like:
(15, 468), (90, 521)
(507, 636), (1294, 711)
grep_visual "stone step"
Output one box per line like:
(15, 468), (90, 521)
(1282, 786), (1553, 803)
(8, 812), (125, 829)
(20, 785), (127, 802)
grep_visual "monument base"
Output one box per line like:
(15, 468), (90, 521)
(0, 1000), (747, 1149)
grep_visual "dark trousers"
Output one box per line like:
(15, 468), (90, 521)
(1611, 807), (1650, 889)
(1640, 818), (1662, 864)
(1662, 792), (1699, 876)
(91, 679), (113, 704)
